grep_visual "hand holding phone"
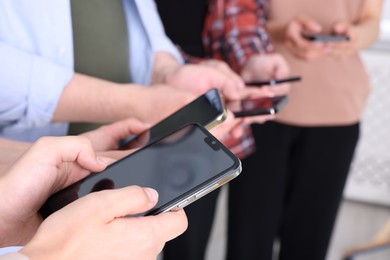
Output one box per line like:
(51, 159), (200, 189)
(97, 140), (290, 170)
(40, 124), (241, 219)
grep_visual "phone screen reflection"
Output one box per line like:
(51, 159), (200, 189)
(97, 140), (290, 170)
(40, 124), (238, 218)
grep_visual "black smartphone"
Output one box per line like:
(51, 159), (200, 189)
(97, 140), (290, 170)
(119, 88), (227, 150)
(302, 33), (350, 42)
(231, 96), (288, 117)
(245, 76), (301, 87)
(39, 124), (242, 218)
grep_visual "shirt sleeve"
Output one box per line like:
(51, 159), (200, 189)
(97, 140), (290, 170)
(0, 252), (29, 260)
(203, 0), (273, 72)
(0, 42), (74, 132)
(125, 0), (183, 84)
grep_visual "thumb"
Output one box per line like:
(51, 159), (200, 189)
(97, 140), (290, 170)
(297, 16), (322, 33)
(333, 21), (349, 35)
(89, 186), (159, 221)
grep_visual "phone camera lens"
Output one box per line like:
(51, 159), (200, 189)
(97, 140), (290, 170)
(205, 137), (220, 151)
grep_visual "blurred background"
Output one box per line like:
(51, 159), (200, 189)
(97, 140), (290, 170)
(206, 2), (390, 260)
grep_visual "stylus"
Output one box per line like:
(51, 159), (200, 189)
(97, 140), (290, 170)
(246, 76), (302, 86)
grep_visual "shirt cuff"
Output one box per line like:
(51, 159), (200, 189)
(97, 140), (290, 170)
(25, 55), (74, 130)
(0, 252), (29, 260)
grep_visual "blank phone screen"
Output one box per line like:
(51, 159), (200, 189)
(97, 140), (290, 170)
(40, 124), (240, 218)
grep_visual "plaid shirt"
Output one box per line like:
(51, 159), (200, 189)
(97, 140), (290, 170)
(201, 0), (273, 159)
(203, 0), (273, 72)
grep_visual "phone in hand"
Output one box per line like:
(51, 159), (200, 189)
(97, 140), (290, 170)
(119, 88), (227, 150)
(301, 33), (350, 42)
(39, 124), (242, 218)
(231, 96), (288, 117)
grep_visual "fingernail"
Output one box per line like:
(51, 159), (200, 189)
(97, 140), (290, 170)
(144, 187), (159, 203)
(96, 156), (109, 166)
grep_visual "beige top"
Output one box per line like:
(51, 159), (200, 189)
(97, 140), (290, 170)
(268, 0), (371, 126)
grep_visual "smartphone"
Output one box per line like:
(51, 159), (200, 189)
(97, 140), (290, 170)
(302, 33), (350, 42)
(119, 88), (227, 150)
(245, 76), (301, 87)
(231, 96), (288, 117)
(39, 124), (242, 218)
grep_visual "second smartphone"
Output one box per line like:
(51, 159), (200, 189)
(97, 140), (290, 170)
(119, 88), (227, 149)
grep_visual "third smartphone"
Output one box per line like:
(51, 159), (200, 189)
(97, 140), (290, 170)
(231, 96), (288, 117)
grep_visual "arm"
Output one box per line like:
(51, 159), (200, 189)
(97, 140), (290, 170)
(52, 73), (195, 125)
(203, 0), (290, 103)
(267, 0), (383, 60)
(0, 139), (31, 176)
(0, 136), (187, 258)
(0, 118), (149, 177)
(328, 0), (383, 58)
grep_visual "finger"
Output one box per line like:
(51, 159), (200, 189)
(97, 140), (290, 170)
(273, 58), (290, 79)
(202, 60), (245, 90)
(333, 22), (349, 35)
(87, 186), (158, 221)
(83, 118), (150, 151)
(297, 16), (322, 33)
(243, 114), (275, 125)
(142, 209), (188, 242)
(30, 136), (107, 173)
(238, 87), (274, 100)
(266, 84), (291, 96)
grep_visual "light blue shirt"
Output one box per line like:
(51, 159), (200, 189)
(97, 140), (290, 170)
(0, 0), (182, 142)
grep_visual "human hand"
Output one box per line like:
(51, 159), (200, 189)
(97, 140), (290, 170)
(135, 85), (197, 125)
(209, 110), (243, 140)
(326, 21), (359, 59)
(285, 16), (329, 60)
(0, 136), (109, 246)
(20, 186), (188, 260)
(81, 117), (150, 160)
(241, 53), (291, 97)
(164, 61), (245, 101)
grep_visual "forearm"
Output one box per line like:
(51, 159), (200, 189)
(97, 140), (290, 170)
(353, 0), (383, 50)
(0, 139), (31, 177)
(53, 73), (147, 123)
(354, 16), (382, 51)
(150, 51), (181, 84)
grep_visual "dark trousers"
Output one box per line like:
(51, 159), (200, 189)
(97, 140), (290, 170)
(227, 121), (360, 260)
(163, 188), (220, 260)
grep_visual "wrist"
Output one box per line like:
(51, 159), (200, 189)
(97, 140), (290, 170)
(151, 52), (181, 84)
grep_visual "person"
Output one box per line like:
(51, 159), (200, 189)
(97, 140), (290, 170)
(204, 0), (384, 259)
(0, 135), (188, 259)
(0, 0), (264, 143)
(155, 0), (290, 259)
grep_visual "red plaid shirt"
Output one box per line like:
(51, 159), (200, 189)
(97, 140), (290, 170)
(202, 0), (273, 159)
(203, 0), (273, 71)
